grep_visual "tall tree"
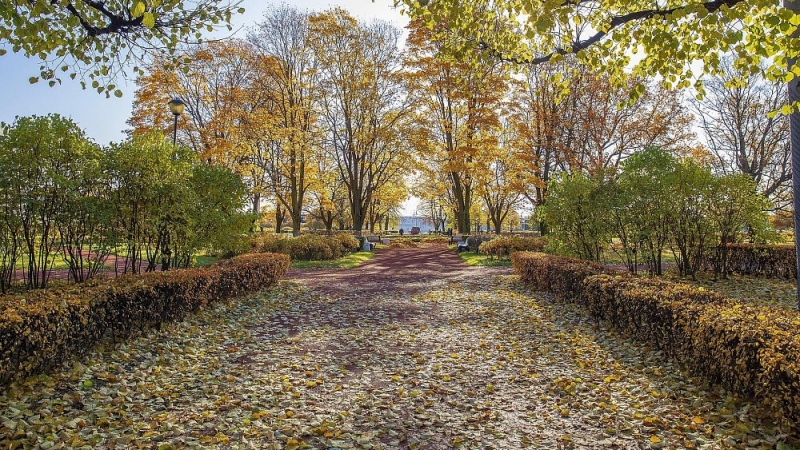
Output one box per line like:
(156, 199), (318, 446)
(247, 5), (321, 236)
(307, 152), (349, 232)
(570, 73), (695, 174)
(506, 60), (580, 232)
(128, 40), (271, 212)
(477, 116), (526, 234)
(692, 59), (791, 207)
(404, 20), (507, 233)
(1, 0), (245, 93)
(128, 39), (254, 159)
(310, 9), (410, 233)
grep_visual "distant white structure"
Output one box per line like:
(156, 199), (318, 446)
(398, 216), (434, 233)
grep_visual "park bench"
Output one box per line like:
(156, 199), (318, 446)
(365, 235), (381, 250)
(454, 235), (470, 253)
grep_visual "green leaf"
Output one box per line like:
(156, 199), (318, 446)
(142, 12), (155, 28)
(28, 76), (39, 84)
(132, 1), (146, 17)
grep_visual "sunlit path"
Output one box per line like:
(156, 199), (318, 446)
(0, 247), (789, 449)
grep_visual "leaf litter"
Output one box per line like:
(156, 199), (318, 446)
(1, 263), (797, 449)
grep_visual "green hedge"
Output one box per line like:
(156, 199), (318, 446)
(0, 252), (289, 388)
(511, 251), (800, 429)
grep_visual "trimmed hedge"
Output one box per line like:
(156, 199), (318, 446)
(512, 251), (800, 429)
(511, 251), (608, 297)
(711, 243), (796, 279)
(252, 233), (359, 261)
(479, 236), (546, 258)
(0, 252), (289, 388)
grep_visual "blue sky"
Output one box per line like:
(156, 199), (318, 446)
(0, 0), (408, 146)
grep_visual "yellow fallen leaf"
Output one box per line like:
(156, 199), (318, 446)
(650, 436), (661, 444)
(692, 416), (705, 424)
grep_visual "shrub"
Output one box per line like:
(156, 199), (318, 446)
(479, 236), (546, 258)
(389, 239), (418, 248)
(0, 252), (289, 388)
(512, 252), (800, 429)
(467, 235), (493, 252)
(332, 233), (360, 254)
(511, 251), (607, 298)
(251, 233), (288, 254)
(707, 243), (796, 279)
(286, 234), (337, 260)
(252, 233), (357, 261)
(420, 236), (449, 245)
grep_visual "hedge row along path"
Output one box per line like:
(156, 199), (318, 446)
(0, 247), (794, 449)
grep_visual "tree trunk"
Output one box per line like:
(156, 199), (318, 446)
(323, 209), (334, 232)
(275, 203), (286, 233)
(252, 192), (261, 215)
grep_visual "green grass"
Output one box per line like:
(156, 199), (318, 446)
(194, 255), (220, 267)
(457, 251), (512, 267)
(600, 248), (677, 265)
(291, 251), (374, 269)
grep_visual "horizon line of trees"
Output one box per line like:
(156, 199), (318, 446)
(120, 5), (791, 237)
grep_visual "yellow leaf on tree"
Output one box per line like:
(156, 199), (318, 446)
(142, 12), (155, 28)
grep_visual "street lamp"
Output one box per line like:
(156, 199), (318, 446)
(167, 97), (185, 145)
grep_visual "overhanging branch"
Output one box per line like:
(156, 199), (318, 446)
(476, 0), (744, 65)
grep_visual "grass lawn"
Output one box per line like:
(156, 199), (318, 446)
(193, 255), (221, 267)
(457, 251), (512, 267)
(291, 251), (374, 269)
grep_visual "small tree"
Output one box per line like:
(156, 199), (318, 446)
(540, 172), (612, 262)
(707, 174), (773, 279)
(667, 159), (715, 279)
(612, 148), (678, 275)
(0, 115), (98, 289)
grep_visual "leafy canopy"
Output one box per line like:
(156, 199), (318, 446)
(0, 0), (245, 96)
(396, 0), (800, 96)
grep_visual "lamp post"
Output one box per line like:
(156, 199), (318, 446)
(167, 97), (185, 145)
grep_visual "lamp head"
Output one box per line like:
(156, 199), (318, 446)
(168, 97), (185, 116)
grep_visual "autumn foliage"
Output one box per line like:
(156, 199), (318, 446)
(251, 234), (360, 261)
(512, 252), (800, 430)
(0, 253), (290, 388)
(477, 236), (546, 259)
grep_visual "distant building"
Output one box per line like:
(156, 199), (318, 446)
(398, 216), (434, 233)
